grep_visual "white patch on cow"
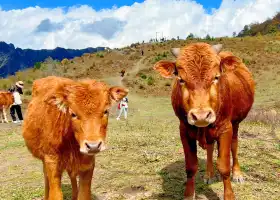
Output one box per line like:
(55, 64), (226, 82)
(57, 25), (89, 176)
(54, 99), (67, 113)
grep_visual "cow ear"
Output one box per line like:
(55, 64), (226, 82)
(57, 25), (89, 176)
(44, 91), (68, 113)
(219, 52), (241, 73)
(109, 86), (129, 102)
(154, 60), (177, 79)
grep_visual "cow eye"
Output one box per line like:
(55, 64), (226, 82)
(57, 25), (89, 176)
(178, 77), (185, 85)
(104, 110), (109, 115)
(71, 113), (77, 119)
(213, 75), (220, 83)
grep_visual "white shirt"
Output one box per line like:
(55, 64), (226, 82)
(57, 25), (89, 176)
(120, 98), (128, 108)
(13, 91), (22, 105)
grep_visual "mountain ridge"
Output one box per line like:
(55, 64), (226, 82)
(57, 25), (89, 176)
(0, 41), (105, 77)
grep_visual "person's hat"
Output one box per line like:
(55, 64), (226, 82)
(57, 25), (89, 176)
(15, 81), (24, 88)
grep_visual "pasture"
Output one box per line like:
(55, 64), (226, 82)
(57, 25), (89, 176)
(0, 94), (279, 200)
(1, 37), (280, 200)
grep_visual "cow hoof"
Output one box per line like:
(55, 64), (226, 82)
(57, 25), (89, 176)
(184, 193), (195, 200)
(232, 174), (245, 183)
(204, 177), (215, 184)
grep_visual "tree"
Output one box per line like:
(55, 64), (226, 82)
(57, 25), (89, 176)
(187, 33), (194, 39)
(34, 62), (42, 70)
(205, 34), (211, 40)
(267, 24), (277, 34)
(233, 32), (236, 37)
(177, 36), (180, 40)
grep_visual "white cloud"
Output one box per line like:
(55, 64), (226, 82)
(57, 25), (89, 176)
(0, 0), (279, 50)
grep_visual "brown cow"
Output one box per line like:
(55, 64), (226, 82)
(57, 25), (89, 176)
(22, 76), (129, 200)
(154, 43), (255, 200)
(0, 92), (14, 123)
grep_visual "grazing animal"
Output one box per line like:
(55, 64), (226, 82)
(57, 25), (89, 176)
(22, 76), (129, 200)
(0, 91), (14, 123)
(153, 43), (255, 200)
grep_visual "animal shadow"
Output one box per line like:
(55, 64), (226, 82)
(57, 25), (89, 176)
(61, 184), (100, 200)
(153, 159), (220, 200)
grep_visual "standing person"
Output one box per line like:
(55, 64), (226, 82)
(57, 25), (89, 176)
(120, 69), (125, 77)
(10, 81), (24, 124)
(116, 97), (128, 120)
(141, 49), (144, 56)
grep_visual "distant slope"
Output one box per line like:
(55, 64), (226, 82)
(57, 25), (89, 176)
(0, 41), (105, 77)
(238, 12), (280, 36)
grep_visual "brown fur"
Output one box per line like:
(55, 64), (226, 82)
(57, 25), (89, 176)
(22, 76), (128, 200)
(0, 92), (14, 123)
(154, 43), (255, 200)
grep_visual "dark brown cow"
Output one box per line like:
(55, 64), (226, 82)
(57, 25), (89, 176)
(154, 43), (255, 200)
(22, 76), (129, 200)
(0, 91), (14, 123)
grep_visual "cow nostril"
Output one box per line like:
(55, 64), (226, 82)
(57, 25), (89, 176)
(206, 111), (212, 119)
(191, 113), (197, 121)
(97, 141), (102, 148)
(85, 142), (91, 150)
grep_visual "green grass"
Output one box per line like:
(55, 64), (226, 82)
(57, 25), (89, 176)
(0, 95), (279, 200)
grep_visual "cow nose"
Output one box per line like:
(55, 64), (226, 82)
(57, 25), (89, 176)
(85, 141), (102, 153)
(188, 108), (216, 127)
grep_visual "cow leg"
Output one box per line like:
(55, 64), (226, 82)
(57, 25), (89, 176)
(231, 123), (244, 183)
(44, 158), (63, 200)
(67, 171), (78, 200)
(43, 163), (50, 200)
(180, 122), (197, 200)
(204, 142), (215, 184)
(0, 110), (3, 123)
(78, 167), (94, 200)
(3, 107), (9, 123)
(217, 124), (235, 200)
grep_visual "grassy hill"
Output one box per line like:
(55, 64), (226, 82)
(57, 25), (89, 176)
(0, 35), (280, 200)
(1, 33), (280, 109)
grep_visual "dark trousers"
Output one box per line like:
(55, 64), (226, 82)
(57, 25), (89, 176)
(10, 105), (23, 121)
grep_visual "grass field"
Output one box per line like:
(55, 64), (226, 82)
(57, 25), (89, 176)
(0, 94), (279, 200)
(1, 37), (280, 199)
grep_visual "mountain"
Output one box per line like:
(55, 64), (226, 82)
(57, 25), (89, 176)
(0, 41), (105, 77)
(238, 12), (280, 37)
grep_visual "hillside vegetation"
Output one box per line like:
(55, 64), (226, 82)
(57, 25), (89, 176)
(238, 12), (280, 37)
(1, 33), (280, 109)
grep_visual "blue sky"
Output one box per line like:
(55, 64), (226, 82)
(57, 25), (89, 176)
(0, 0), (222, 11)
(0, 0), (279, 50)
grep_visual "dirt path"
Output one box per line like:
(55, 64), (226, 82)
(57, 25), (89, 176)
(101, 56), (147, 87)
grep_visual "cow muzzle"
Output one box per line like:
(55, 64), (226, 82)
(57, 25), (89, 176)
(80, 140), (106, 155)
(187, 108), (216, 127)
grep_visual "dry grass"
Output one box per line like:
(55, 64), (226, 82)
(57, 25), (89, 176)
(0, 36), (280, 199)
(0, 95), (279, 200)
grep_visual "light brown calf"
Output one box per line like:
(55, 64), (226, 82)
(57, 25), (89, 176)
(0, 92), (14, 123)
(22, 76), (128, 200)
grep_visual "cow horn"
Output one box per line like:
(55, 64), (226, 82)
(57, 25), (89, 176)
(171, 48), (180, 58)
(211, 44), (223, 54)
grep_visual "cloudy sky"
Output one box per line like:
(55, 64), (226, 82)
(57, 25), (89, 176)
(0, 0), (279, 50)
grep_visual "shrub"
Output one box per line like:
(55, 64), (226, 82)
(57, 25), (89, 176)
(147, 76), (155, 85)
(24, 90), (32, 96)
(140, 73), (147, 79)
(243, 58), (251, 65)
(96, 52), (104, 58)
(34, 62), (42, 70)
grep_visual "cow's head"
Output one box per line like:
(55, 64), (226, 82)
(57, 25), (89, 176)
(154, 43), (224, 127)
(45, 80), (128, 155)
